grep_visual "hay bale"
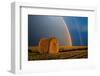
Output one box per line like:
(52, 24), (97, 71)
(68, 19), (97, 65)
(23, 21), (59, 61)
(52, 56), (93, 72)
(49, 37), (59, 54)
(38, 38), (49, 54)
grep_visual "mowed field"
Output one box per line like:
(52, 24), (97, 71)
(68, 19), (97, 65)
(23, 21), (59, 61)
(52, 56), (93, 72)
(28, 46), (88, 60)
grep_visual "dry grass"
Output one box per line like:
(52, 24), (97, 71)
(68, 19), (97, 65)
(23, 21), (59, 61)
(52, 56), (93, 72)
(29, 46), (87, 52)
(28, 46), (88, 61)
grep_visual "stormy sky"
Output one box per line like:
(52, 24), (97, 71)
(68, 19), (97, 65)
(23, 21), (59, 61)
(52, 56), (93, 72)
(28, 15), (88, 46)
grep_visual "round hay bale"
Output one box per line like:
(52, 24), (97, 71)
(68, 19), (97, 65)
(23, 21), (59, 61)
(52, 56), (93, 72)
(38, 38), (49, 54)
(49, 37), (59, 54)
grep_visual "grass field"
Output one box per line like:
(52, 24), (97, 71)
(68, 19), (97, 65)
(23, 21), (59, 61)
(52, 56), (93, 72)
(28, 46), (88, 61)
